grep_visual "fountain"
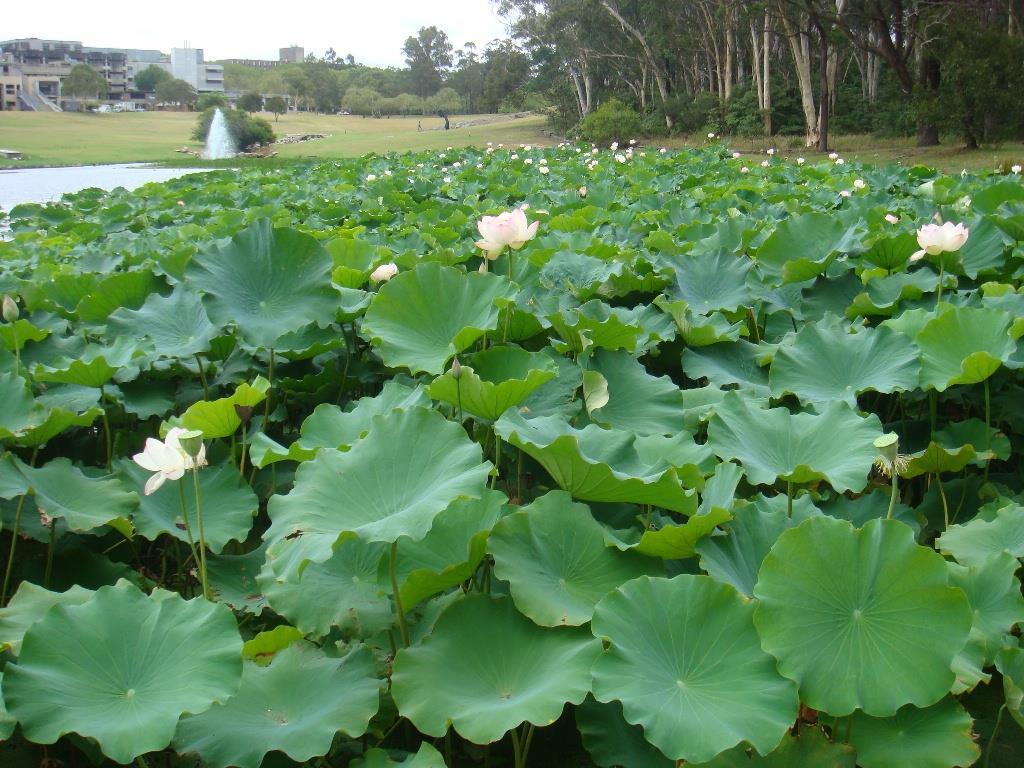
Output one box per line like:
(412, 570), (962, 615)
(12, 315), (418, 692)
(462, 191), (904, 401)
(203, 108), (236, 159)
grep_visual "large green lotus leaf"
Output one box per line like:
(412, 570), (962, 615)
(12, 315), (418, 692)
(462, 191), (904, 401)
(707, 392), (882, 492)
(265, 407), (490, 571)
(653, 298), (744, 347)
(0, 672), (14, 740)
(934, 418), (1011, 463)
(75, 270), (160, 324)
(917, 306), (1018, 391)
(848, 698), (979, 768)
(586, 349), (687, 436)
(0, 582), (94, 655)
(0, 372), (45, 440)
(107, 285), (218, 359)
(489, 491), (661, 626)
(948, 552), (1024, 665)
(861, 231), (919, 271)
(663, 249), (754, 314)
(206, 545), (269, 616)
(575, 697), (675, 768)
(753, 517), (972, 716)
(548, 300), (676, 356)
(185, 219), (339, 349)
(697, 494), (821, 597)
(13, 401), (103, 449)
(428, 346), (556, 421)
(901, 442), (978, 479)
(769, 322), (919, 407)
(31, 336), (144, 388)
(690, 728), (856, 767)
(818, 490), (918, 533)
(14, 457), (136, 536)
(756, 211), (857, 283)
(260, 536), (392, 638)
(848, 270), (940, 318)
(350, 743), (446, 768)
(391, 594), (601, 744)
(936, 503), (1024, 566)
(117, 459), (256, 553)
(0, 318), (50, 352)
(4, 580), (243, 763)
(681, 340), (771, 397)
(361, 262), (517, 374)
(396, 489), (507, 609)
(173, 644), (380, 768)
(180, 376), (270, 438)
(494, 411), (697, 514)
(252, 381), (429, 468)
(998, 643), (1024, 730)
(591, 575), (798, 763)
(241, 625), (304, 664)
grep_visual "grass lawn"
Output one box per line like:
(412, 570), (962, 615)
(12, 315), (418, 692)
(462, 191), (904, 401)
(0, 111), (553, 168)
(2, 109), (1023, 173)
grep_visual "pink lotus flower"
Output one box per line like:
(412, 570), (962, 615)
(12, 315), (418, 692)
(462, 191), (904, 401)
(911, 222), (969, 262)
(133, 427), (207, 496)
(885, 214), (899, 224)
(475, 208), (540, 260)
(370, 263), (399, 282)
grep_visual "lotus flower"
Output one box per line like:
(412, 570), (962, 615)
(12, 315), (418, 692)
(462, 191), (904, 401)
(853, 179), (866, 190)
(885, 214), (899, 224)
(2, 295), (18, 323)
(797, 157), (806, 165)
(133, 427), (207, 495)
(767, 148), (776, 156)
(1013, 164), (1022, 174)
(475, 208), (540, 260)
(911, 222), (969, 262)
(370, 263), (398, 282)
(732, 152), (741, 159)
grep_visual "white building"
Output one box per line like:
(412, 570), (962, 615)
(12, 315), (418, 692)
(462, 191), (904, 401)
(170, 48), (223, 93)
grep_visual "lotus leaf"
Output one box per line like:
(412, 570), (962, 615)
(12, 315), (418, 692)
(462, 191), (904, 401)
(848, 698), (979, 768)
(575, 697), (675, 768)
(754, 517), (972, 716)
(586, 349), (688, 435)
(591, 574), (799, 763)
(4, 580), (243, 763)
(350, 743), (447, 767)
(916, 306), (1018, 391)
(0, 582), (94, 655)
(391, 594), (601, 744)
(107, 285), (218, 359)
(689, 728), (856, 767)
(936, 503), (1024, 566)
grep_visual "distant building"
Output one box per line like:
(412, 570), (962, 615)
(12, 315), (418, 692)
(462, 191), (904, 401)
(221, 58), (280, 70)
(0, 37), (223, 110)
(279, 46), (304, 64)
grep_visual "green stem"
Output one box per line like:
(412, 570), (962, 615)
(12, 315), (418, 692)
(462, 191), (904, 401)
(491, 432), (501, 490)
(983, 704), (1007, 768)
(843, 714), (853, 744)
(177, 480), (202, 597)
(194, 353), (209, 400)
(936, 473), (950, 530)
(510, 727), (523, 768)
(455, 376), (463, 425)
(936, 261), (944, 304)
(135, 757), (151, 768)
(1, 494), (28, 606)
(11, 325), (19, 379)
(786, 480), (793, 518)
(192, 467), (210, 600)
(263, 347), (275, 427)
(984, 377), (992, 482)
(100, 385), (113, 471)
(44, 519), (56, 588)
(746, 307), (761, 343)
(929, 390), (938, 434)
(521, 723), (535, 765)
(886, 473), (898, 520)
(389, 541), (411, 648)
(239, 420), (248, 479)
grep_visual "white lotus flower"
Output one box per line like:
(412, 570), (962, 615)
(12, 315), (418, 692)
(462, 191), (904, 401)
(615, 153), (627, 163)
(629, 139), (637, 145)
(740, 167), (749, 174)
(767, 148), (776, 156)
(797, 157), (806, 165)
(829, 152), (840, 161)
(732, 152), (741, 159)
(660, 148), (667, 154)
(853, 179), (866, 190)
(443, 176), (452, 183)
(524, 158), (533, 165)
(885, 214), (900, 224)
(840, 190), (852, 198)
(578, 186), (587, 197)
(910, 222), (969, 262)
(370, 263), (398, 283)
(591, 148), (599, 155)
(761, 160), (770, 168)
(365, 174), (377, 182)
(1012, 164), (1022, 174)
(133, 427), (207, 496)
(539, 166), (550, 175)
(610, 141), (618, 151)
(836, 158), (846, 165)
(475, 208), (540, 260)
(708, 132), (716, 139)
(511, 153), (519, 160)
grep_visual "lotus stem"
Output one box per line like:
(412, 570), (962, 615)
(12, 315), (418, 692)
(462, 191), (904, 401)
(984, 378), (992, 482)
(194, 353), (208, 400)
(100, 385), (113, 471)
(264, 347), (275, 428)
(936, 473), (950, 530)
(936, 262), (944, 304)
(983, 704), (1006, 768)
(1, 494), (28, 606)
(786, 480), (793, 518)
(11, 324), (19, 379)
(177, 481), (202, 598)
(510, 727), (524, 768)
(886, 474), (898, 520)
(192, 467), (210, 600)
(456, 378), (463, 425)
(44, 518), (56, 588)
(389, 540), (411, 648)
(491, 433), (501, 490)
(239, 421), (247, 479)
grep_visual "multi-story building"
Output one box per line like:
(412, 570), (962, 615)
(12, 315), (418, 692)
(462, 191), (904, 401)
(279, 46), (304, 64)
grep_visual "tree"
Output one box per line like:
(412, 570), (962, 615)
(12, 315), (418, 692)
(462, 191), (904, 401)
(155, 78), (198, 109)
(63, 64), (108, 101)
(402, 26), (454, 97)
(265, 95), (288, 121)
(426, 86), (463, 117)
(237, 92), (264, 113)
(481, 40), (532, 113)
(196, 92), (228, 111)
(305, 64), (342, 113)
(451, 42), (486, 113)
(282, 68), (311, 111)
(134, 64), (172, 93)
(343, 86), (382, 116)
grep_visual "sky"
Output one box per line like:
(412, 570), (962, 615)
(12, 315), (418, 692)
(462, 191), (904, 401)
(2, 0), (511, 67)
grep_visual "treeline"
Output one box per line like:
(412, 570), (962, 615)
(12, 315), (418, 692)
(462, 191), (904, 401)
(497, 0), (1024, 148)
(221, 31), (541, 117)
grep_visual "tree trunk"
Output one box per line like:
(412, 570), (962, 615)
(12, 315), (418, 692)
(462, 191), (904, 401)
(779, 8), (818, 146)
(763, 12), (773, 135)
(599, 0), (674, 128)
(817, 26), (830, 152)
(916, 53), (941, 147)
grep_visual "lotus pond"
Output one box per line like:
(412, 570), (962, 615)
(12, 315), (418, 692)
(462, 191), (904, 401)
(1, 144), (1024, 768)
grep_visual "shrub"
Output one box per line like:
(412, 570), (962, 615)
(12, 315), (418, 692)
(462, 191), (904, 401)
(193, 108), (276, 151)
(578, 99), (643, 145)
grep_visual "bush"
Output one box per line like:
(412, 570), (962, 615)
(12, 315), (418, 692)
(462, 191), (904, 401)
(196, 93), (228, 112)
(578, 99), (643, 145)
(193, 108), (275, 151)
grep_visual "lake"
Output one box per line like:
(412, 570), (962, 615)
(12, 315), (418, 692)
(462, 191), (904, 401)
(0, 163), (211, 213)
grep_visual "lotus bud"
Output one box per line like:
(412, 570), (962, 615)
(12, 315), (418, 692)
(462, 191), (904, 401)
(885, 214), (899, 224)
(853, 179), (866, 190)
(370, 263), (399, 283)
(760, 160), (770, 168)
(2, 295), (19, 323)
(177, 429), (205, 460)
(578, 186), (588, 198)
(451, 357), (462, 380)
(1012, 164), (1021, 174)
(707, 132), (716, 139)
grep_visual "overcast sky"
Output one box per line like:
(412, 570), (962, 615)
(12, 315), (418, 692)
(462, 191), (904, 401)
(2, 0), (511, 67)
